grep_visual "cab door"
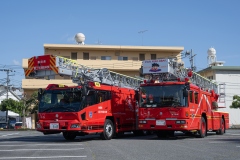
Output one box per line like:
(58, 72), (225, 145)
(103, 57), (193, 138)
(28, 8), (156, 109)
(189, 90), (198, 129)
(84, 91), (99, 130)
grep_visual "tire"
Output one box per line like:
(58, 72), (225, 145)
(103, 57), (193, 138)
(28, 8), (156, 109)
(63, 132), (76, 140)
(100, 119), (114, 140)
(216, 118), (225, 135)
(197, 117), (207, 138)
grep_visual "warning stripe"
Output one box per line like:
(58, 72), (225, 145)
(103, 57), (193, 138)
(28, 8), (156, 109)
(50, 56), (58, 74)
(25, 57), (34, 76)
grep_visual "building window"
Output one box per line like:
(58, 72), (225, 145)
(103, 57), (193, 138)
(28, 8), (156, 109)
(151, 54), (156, 60)
(101, 56), (111, 60)
(71, 52), (77, 60)
(83, 52), (89, 60)
(139, 54), (145, 61)
(118, 56), (128, 61)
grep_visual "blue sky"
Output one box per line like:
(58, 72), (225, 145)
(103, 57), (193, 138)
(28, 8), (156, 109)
(0, 0), (240, 88)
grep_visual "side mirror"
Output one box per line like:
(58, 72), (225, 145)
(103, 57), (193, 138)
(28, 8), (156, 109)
(81, 85), (88, 96)
(185, 82), (190, 90)
(183, 88), (188, 97)
(38, 88), (43, 101)
(135, 91), (139, 101)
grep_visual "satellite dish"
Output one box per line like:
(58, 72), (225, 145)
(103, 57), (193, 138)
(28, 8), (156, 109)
(75, 33), (85, 45)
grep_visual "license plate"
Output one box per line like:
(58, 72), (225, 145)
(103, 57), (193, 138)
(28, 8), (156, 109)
(50, 123), (59, 129)
(156, 120), (166, 126)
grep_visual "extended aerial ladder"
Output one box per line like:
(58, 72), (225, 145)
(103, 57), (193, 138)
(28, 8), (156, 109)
(25, 55), (142, 90)
(25, 55), (224, 102)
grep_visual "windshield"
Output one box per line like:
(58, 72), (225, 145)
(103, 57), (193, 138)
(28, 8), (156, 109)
(39, 89), (82, 113)
(140, 85), (188, 107)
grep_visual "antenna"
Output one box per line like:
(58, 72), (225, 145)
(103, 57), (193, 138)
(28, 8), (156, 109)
(95, 39), (102, 45)
(181, 49), (197, 71)
(138, 30), (148, 46)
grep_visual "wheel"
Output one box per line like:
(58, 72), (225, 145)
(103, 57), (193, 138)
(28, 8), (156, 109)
(216, 118), (225, 135)
(197, 117), (207, 138)
(63, 132), (76, 140)
(100, 119), (114, 140)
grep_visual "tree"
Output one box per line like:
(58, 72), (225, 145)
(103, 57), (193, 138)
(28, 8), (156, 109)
(24, 91), (39, 114)
(230, 95), (240, 109)
(0, 91), (39, 116)
(0, 98), (24, 115)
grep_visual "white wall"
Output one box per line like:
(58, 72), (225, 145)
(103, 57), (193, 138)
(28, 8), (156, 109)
(0, 91), (21, 123)
(215, 70), (240, 126)
(0, 92), (19, 103)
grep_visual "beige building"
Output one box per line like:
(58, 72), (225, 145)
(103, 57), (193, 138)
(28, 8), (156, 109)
(22, 44), (184, 128)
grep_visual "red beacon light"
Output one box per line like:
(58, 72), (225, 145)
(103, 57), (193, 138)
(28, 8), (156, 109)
(143, 79), (155, 84)
(150, 79), (155, 83)
(184, 77), (189, 82)
(187, 69), (193, 77)
(88, 81), (95, 87)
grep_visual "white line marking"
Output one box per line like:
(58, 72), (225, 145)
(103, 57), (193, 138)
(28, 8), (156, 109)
(209, 141), (225, 144)
(0, 144), (83, 146)
(0, 156), (87, 159)
(0, 133), (19, 137)
(226, 134), (240, 136)
(236, 146), (240, 147)
(0, 148), (84, 151)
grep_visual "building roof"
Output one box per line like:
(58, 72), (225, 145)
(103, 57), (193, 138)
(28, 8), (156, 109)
(198, 66), (240, 73)
(44, 44), (184, 52)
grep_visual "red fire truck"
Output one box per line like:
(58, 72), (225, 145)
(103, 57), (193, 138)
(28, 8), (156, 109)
(137, 59), (229, 138)
(25, 55), (142, 140)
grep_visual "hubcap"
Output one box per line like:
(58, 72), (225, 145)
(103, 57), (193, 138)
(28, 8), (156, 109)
(105, 123), (112, 137)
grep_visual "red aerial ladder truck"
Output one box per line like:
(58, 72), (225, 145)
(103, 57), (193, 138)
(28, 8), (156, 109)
(25, 55), (142, 140)
(137, 59), (229, 138)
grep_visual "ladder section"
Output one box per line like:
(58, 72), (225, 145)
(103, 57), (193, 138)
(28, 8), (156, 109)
(25, 55), (142, 90)
(218, 83), (226, 103)
(140, 59), (218, 93)
(174, 67), (218, 93)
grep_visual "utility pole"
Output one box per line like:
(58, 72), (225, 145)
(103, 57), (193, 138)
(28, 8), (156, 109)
(0, 69), (15, 127)
(181, 50), (197, 71)
(188, 49), (197, 71)
(22, 93), (27, 128)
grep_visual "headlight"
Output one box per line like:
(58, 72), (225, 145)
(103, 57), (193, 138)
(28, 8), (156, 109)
(70, 124), (80, 128)
(139, 120), (147, 124)
(176, 120), (186, 124)
(181, 120), (186, 124)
